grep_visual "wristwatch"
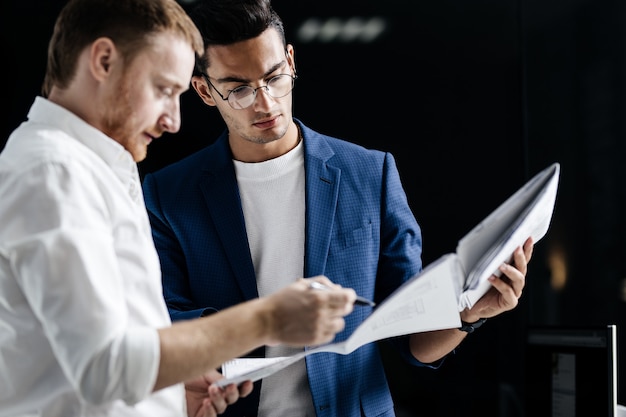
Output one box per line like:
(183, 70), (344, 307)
(458, 318), (487, 333)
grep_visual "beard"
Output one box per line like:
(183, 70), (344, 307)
(99, 74), (146, 162)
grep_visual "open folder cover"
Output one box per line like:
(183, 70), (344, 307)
(216, 162), (561, 387)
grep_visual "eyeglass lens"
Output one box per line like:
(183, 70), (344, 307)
(228, 74), (295, 109)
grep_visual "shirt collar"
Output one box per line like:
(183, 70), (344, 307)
(28, 97), (137, 176)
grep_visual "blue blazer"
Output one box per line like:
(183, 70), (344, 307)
(143, 119), (424, 417)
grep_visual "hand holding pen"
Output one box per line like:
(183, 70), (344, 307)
(309, 281), (376, 307)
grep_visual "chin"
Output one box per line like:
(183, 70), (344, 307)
(131, 147), (148, 163)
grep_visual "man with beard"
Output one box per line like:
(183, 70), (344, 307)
(0, 1), (357, 416)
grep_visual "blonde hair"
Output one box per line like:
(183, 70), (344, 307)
(42, 0), (204, 97)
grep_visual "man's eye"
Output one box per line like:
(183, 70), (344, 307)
(230, 86), (252, 98)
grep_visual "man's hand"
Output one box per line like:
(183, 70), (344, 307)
(462, 237), (534, 322)
(264, 276), (357, 347)
(185, 369), (253, 417)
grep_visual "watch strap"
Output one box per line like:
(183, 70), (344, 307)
(459, 318), (487, 333)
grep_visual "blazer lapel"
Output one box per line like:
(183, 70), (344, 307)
(301, 124), (340, 277)
(198, 135), (259, 300)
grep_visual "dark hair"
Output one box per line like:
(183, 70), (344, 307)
(188, 0), (286, 74)
(42, 0), (204, 97)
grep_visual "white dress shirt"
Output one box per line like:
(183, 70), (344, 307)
(0, 97), (185, 417)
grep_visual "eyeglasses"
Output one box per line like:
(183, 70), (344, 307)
(202, 73), (297, 110)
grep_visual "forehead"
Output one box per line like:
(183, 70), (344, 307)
(207, 29), (286, 78)
(128, 32), (195, 85)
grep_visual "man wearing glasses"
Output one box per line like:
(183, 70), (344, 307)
(142, 0), (533, 416)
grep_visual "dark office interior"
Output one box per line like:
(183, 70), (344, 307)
(2, 0), (625, 416)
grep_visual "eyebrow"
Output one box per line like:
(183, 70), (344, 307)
(158, 74), (189, 94)
(214, 60), (287, 84)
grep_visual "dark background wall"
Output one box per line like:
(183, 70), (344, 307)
(2, 0), (625, 416)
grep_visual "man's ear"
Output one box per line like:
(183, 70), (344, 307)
(286, 44), (296, 76)
(90, 37), (116, 81)
(191, 75), (217, 107)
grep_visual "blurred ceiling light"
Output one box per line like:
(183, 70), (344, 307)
(319, 18), (344, 42)
(297, 17), (387, 43)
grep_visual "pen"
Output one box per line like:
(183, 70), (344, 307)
(308, 281), (376, 307)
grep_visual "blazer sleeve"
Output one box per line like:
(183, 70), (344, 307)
(378, 152), (450, 368)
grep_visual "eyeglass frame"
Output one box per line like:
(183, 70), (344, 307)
(201, 72), (297, 110)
